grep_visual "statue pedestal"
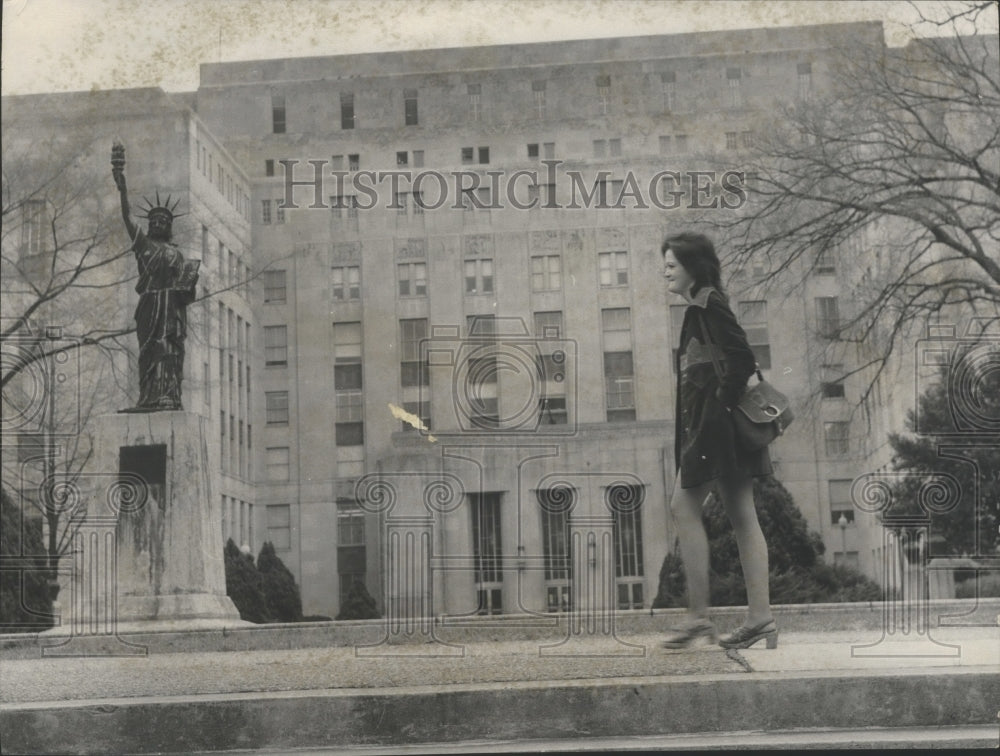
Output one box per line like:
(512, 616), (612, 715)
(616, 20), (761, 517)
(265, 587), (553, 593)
(58, 411), (240, 632)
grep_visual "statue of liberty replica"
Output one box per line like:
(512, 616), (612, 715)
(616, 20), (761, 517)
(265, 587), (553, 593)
(51, 144), (238, 634)
(111, 142), (200, 411)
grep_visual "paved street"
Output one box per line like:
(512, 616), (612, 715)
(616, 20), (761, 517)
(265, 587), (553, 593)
(2, 627), (996, 705)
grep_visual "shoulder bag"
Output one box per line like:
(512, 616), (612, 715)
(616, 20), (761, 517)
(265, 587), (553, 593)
(696, 312), (794, 451)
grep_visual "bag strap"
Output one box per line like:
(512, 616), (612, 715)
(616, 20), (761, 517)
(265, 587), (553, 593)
(695, 310), (725, 383)
(695, 309), (764, 384)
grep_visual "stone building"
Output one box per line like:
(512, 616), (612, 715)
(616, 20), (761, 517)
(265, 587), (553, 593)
(192, 20), (893, 618)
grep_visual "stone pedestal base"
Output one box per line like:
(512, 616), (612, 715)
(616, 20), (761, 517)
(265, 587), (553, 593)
(61, 411), (240, 629)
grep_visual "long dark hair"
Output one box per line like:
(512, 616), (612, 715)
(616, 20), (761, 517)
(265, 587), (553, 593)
(661, 232), (725, 298)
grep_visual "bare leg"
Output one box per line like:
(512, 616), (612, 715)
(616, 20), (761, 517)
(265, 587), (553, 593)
(717, 473), (773, 626)
(669, 475), (714, 619)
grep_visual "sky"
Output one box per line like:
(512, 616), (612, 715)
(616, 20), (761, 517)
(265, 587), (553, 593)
(2, 0), (996, 96)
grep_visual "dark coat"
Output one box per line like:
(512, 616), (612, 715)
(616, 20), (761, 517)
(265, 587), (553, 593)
(674, 286), (772, 489)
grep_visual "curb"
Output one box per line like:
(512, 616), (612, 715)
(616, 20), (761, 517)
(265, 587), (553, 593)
(3, 668), (998, 754)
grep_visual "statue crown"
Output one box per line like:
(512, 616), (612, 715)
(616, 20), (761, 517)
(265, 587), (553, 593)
(139, 191), (186, 221)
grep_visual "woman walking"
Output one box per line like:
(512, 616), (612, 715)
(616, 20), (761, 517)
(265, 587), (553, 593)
(661, 232), (777, 650)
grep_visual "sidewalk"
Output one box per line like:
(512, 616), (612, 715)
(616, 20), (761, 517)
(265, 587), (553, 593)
(2, 624), (997, 753)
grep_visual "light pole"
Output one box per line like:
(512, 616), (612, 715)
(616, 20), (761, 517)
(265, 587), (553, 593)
(838, 513), (849, 565)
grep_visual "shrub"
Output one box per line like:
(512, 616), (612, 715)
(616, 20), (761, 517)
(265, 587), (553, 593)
(955, 573), (1000, 599)
(224, 539), (271, 623)
(257, 541), (303, 622)
(653, 477), (882, 608)
(336, 579), (381, 620)
(0, 487), (54, 632)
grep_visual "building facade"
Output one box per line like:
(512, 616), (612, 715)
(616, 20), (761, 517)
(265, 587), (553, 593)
(191, 21), (894, 617)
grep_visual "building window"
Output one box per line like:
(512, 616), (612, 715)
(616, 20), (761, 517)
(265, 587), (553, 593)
(821, 364), (846, 399)
(396, 151), (408, 167)
(737, 300), (771, 370)
(265, 391), (289, 425)
(20, 199), (46, 259)
(265, 159), (275, 177)
(824, 421), (850, 457)
(464, 258), (494, 295)
(331, 195), (359, 223)
(275, 201), (286, 224)
(400, 318), (430, 431)
(471, 493), (503, 615)
(538, 487), (572, 612)
(397, 262), (427, 297)
(261, 199), (272, 225)
(263, 325), (288, 367)
(532, 79), (546, 118)
(602, 308), (635, 422)
(675, 134), (689, 153)
(271, 94), (286, 133)
(394, 191), (409, 215)
(727, 67), (742, 108)
(465, 315), (499, 428)
(661, 71), (676, 111)
(726, 131), (739, 150)
(797, 62), (813, 101)
(534, 311), (567, 426)
(596, 74), (611, 114)
(741, 130), (755, 149)
(815, 296), (841, 338)
(348, 154), (360, 171)
(400, 318), (429, 388)
(815, 247), (836, 275)
(341, 92), (355, 129)
(609, 138), (622, 157)
(593, 139), (606, 159)
(337, 500), (367, 604)
(412, 150), (424, 168)
(609, 484), (644, 609)
(263, 269), (287, 304)
(599, 251), (629, 287)
(833, 551), (859, 568)
(334, 322), (363, 446)
(461, 146), (490, 165)
(829, 479), (855, 525)
(266, 504), (291, 550)
(528, 142), (555, 160)
(468, 83), (482, 122)
(404, 88), (418, 125)
(332, 265), (361, 301)
(530, 255), (562, 292)
(658, 136), (671, 155)
(266, 446), (290, 482)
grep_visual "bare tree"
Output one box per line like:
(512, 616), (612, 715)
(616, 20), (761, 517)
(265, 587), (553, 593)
(703, 2), (999, 413)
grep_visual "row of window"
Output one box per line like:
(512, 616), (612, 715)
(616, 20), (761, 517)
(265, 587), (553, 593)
(268, 63), (814, 133)
(222, 495), (254, 549)
(260, 134), (704, 179)
(195, 138), (251, 222)
(263, 305), (853, 453)
(219, 302), (253, 481)
(201, 225), (250, 292)
(472, 486), (646, 614)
